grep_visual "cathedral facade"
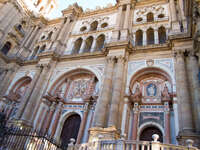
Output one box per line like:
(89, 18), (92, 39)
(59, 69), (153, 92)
(0, 0), (200, 149)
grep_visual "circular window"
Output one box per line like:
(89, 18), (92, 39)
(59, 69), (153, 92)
(80, 26), (87, 32)
(158, 14), (165, 19)
(101, 23), (108, 28)
(136, 18), (143, 22)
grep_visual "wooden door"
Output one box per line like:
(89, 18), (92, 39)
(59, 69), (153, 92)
(60, 114), (81, 148)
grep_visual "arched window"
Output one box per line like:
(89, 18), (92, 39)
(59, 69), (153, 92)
(101, 23), (108, 28)
(73, 38), (83, 54)
(84, 36), (93, 52)
(147, 12), (154, 22)
(136, 30), (143, 46)
(90, 21), (98, 31)
(95, 34), (105, 51)
(60, 114), (81, 149)
(31, 46), (40, 59)
(147, 28), (155, 45)
(39, 44), (46, 53)
(158, 26), (167, 44)
(1, 41), (11, 55)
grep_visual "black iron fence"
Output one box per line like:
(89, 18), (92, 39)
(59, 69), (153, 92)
(0, 112), (66, 150)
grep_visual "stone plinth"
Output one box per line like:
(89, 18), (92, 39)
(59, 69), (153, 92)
(88, 126), (120, 143)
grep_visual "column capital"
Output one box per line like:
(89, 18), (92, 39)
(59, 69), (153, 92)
(173, 50), (185, 59)
(116, 56), (126, 64)
(106, 56), (116, 64)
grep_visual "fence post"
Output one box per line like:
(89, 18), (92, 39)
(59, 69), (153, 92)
(151, 134), (161, 150)
(116, 136), (125, 150)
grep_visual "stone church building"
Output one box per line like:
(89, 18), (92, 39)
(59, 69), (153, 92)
(0, 0), (200, 149)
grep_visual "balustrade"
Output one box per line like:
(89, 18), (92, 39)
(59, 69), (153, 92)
(67, 135), (199, 150)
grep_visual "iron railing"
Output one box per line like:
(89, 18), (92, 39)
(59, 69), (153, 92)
(0, 112), (65, 150)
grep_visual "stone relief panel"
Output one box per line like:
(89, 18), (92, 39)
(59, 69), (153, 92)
(139, 112), (164, 128)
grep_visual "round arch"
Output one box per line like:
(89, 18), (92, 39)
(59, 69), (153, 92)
(137, 122), (164, 142)
(48, 67), (102, 95)
(9, 76), (32, 94)
(129, 67), (172, 90)
(55, 110), (83, 142)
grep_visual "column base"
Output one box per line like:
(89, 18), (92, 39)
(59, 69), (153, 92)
(88, 126), (120, 142)
(177, 130), (200, 148)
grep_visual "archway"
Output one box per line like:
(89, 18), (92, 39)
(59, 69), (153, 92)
(60, 114), (81, 148)
(90, 21), (98, 31)
(95, 34), (105, 51)
(84, 36), (93, 52)
(73, 38), (83, 54)
(158, 26), (167, 44)
(147, 12), (154, 22)
(147, 28), (155, 45)
(136, 30), (143, 46)
(140, 126), (163, 142)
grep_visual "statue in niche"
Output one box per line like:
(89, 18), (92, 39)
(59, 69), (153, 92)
(146, 83), (157, 97)
(129, 84), (142, 103)
(161, 84), (171, 101)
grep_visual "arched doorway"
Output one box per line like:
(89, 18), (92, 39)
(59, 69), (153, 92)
(60, 114), (81, 148)
(140, 126), (163, 142)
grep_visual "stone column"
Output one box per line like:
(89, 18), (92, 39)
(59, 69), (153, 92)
(42, 102), (56, 134)
(116, 6), (123, 29)
(123, 4), (131, 29)
(57, 17), (70, 41)
(0, 64), (18, 96)
(164, 102), (171, 144)
(143, 30), (147, 46)
(24, 26), (40, 48)
(15, 65), (43, 119)
(49, 102), (63, 138)
(34, 102), (46, 130)
(77, 102), (89, 144)
(178, 0), (186, 20)
(79, 39), (86, 54)
(92, 57), (115, 127)
(186, 51), (200, 132)
(108, 56), (126, 128)
(169, 0), (177, 22)
(21, 64), (50, 126)
(121, 98), (129, 136)
(154, 29), (159, 44)
(174, 51), (194, 134)
(132, 103), (139, 140)
(173, 98), (179, 144)
(21, 26), (35, 47)
(90, 38), (97, 52)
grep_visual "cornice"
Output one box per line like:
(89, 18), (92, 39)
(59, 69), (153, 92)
(59, 51), (107, 62)
(135, 0), (168, 7)
(80, 5), (118, 18)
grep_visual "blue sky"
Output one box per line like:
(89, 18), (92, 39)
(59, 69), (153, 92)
(49, 0), (116, 19)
